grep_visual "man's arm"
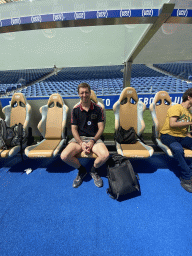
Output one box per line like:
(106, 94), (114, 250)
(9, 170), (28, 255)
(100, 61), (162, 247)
(169, 116), (192, 128)
(93, 121), (105, 142)
(87, 122), (105, 150)
(71, 125), (83, 146)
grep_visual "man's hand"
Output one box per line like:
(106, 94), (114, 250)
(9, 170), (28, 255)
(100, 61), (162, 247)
(86, 140), (95, 152)
(186, 132), (192, 138)
(81, 140), (94, 154)
(81, 142), (91, 154)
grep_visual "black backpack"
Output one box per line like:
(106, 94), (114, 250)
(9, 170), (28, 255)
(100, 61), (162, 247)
(107, 153), (140, 200)
(0, 118), (28, 160)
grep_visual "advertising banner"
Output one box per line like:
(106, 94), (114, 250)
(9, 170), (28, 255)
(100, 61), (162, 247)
(0, 93), (183, 109)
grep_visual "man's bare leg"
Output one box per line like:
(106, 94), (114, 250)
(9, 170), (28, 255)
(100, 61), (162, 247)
(92, 143), (109, 168)
(90, 143), (109, 187)
(60, 142), (82, 169)
(60, 142), (87, 188)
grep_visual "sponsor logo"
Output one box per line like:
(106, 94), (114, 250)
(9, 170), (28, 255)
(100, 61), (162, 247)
(74, 12), (85, 20)
(15, 95), (20, 99)
(31, 15), (42, 23)
(142, 9), (153, 17)
(53, 96), (58, 99)
(120, 9), (131, 18)
(127, 90), (133, 94)
(177, 9), (188, 17)
(97, 10), (108, 18)
(53, 13), (64, 21)
(11, 18), (21, 25)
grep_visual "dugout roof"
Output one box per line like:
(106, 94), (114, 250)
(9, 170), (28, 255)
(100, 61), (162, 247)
(0, 0), (192, 71)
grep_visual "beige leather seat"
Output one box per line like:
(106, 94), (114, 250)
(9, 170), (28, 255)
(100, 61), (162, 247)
(113, 87), (154, 158)
(1, 93), (32, 158)
(75, 90), (105, 158)
(25, 93), (68, 158)
(149, 90), (192, 157)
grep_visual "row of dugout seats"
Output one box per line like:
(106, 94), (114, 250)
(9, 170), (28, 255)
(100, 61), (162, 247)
(1, 88), (192, 163)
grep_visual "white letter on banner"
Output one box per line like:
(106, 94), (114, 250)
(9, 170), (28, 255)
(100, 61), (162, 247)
(106, 99), (110, 107)
(144, 98), (148, 105)
(139, 98), (143, 102)
(149, 97), (154, 105)
(173, 97), (181, 104)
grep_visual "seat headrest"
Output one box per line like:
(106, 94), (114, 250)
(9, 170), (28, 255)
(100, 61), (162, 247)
(11, 93), (27, 108)
(47, 93), (64, 108)
(119, 87), (138, 104)
(153, 91), (172, 106)
(90, 90), (98, 104)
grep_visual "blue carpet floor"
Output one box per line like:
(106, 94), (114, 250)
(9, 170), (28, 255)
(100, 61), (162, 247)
(0, 155), (192, 256)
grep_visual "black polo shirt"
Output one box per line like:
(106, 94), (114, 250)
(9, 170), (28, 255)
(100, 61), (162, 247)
(71, 101), (104, 137)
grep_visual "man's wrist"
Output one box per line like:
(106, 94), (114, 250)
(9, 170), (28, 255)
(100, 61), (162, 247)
(91, 139), (96, 144)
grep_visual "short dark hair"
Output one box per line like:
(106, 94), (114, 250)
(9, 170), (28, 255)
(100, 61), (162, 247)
(182, 88), (192, 102)
(78, 83), (91, 93)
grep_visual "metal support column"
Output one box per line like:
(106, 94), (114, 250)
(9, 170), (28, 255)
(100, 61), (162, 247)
(123, 3), (175, 89)
(123, 61), (132, 88)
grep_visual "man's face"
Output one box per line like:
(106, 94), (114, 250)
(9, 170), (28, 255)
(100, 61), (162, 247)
(78, 87), (91, 103)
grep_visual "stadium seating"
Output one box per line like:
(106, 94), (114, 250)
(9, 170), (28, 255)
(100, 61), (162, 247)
(0, 64), (192, 98)
(113, 87), (154, 158)
(153, 62), (192, 80)
(1, 93), (32, 158)
(25, 93), (68, 158)
(149, 91), (192, 157)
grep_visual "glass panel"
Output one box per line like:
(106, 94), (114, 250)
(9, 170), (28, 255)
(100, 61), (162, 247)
(0, 0), (178, 70)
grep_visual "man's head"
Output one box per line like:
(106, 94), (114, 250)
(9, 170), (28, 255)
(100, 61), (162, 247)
(77, 83), (91, 93)
(182, 88), (192, 102)
(78, 83), (91, 104)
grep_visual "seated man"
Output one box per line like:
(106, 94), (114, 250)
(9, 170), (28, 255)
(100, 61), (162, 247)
(61, 83), (109, 188)
(160, 88), (192, 193)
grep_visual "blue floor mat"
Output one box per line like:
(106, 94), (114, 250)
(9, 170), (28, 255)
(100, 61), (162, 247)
(0, 155), (192, 256)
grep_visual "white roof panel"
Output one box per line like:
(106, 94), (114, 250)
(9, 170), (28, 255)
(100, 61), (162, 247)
(0, 0), (191, 70)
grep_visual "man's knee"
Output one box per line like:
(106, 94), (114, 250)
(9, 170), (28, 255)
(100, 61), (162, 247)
(104, 151), (110, 162)
(99, 149), (109, 162)
(170, 142), (184, 155)
(60, 150), (70, 162)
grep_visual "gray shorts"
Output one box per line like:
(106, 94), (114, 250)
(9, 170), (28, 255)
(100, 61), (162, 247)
(68, 136), (103, 145)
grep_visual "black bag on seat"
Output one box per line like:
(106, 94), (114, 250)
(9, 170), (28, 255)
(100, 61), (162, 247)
(107, 153), (140, 200)
(114, 126), (137, 144)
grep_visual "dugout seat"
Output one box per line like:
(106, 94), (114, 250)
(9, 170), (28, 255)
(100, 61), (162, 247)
(149, 91), (192, 157)
(113, 87), (154, 158)
(75, 90), (105, 158)
(25, 93), (68, 158)
(1, 93), (31, 158)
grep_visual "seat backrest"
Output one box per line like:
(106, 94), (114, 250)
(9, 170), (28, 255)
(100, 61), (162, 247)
(3, 93), (31, 130)
(113, 87), (146, 135)
(38, 93), (68, 139)
(90, 90), (106, 125)
(149, 91), (173, 138)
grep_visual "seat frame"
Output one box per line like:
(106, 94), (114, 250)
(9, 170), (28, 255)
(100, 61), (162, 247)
(25, 93), (68, 158)
(113, 87), (154, 158)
